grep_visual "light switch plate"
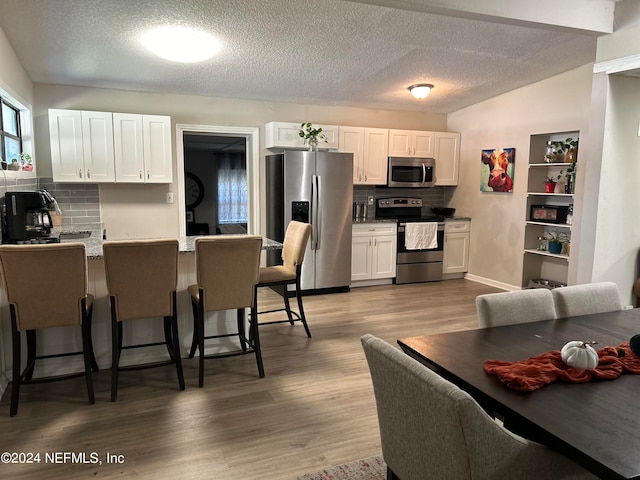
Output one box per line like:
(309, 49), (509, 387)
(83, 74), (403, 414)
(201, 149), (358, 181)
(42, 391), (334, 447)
(166, 192), (174, 204)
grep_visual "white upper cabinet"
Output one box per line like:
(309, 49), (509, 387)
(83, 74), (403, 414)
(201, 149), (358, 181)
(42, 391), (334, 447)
(338, 126), (389, 185)
(49, 109), (115, 183)
(113, 113), (172, 183)
(388, 129), (435, 157)
(434, 132), (460, 186)
(49, 109), (172, 184)
(265, 121), (339, 150)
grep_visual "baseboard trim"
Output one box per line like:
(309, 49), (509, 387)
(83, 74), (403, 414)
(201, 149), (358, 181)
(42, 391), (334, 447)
(464, 273), (520, 291)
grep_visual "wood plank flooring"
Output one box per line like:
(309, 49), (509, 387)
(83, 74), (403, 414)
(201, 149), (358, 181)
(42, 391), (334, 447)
(0, 279), (501, 479)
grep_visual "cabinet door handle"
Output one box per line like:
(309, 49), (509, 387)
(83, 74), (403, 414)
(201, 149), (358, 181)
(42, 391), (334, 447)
(87, 169), (91, 178)
(79, 169), (82, 178)
(139, 170), (143, 180)
(369, 239), (372, 246)
(364, 175), (367, 182)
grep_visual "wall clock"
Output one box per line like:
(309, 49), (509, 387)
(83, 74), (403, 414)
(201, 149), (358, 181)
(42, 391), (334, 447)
(185, 172), (205, 209)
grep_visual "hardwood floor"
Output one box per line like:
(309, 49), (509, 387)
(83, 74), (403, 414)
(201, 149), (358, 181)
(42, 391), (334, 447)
(0, 279), (501, 479)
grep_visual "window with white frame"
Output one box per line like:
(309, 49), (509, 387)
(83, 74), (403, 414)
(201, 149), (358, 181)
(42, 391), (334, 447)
(0, 97), (23, 170)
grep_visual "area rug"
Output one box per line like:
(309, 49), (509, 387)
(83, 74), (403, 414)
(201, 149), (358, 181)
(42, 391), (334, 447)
(297, 455), (387, 480)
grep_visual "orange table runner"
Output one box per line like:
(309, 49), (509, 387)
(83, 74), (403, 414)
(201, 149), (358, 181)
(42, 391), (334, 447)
(484, 342), (640, 392)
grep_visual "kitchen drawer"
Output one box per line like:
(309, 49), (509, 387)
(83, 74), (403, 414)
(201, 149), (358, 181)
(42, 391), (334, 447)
(444, 220), (470, 233)
(352, 223), (397, 236)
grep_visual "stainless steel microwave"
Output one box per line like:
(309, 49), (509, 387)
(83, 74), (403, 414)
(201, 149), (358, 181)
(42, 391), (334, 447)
(387, 157), (435, 187)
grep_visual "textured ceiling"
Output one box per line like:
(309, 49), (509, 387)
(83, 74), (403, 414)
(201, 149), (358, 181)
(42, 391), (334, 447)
(0, 0), (606, 114)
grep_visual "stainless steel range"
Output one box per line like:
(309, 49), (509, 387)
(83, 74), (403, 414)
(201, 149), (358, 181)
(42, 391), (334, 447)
(376, 197), (445, 283)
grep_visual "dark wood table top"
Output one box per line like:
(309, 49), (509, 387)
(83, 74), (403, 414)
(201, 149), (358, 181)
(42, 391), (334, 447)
(398, 308), (640, 480)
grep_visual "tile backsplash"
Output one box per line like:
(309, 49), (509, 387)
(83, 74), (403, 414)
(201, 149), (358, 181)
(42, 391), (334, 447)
(38, 177), (101, 225)
(353, 185), (447, 217)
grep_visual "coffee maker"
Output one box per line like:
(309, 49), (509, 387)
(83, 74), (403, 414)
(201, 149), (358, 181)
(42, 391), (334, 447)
(1, 191), (58, 244)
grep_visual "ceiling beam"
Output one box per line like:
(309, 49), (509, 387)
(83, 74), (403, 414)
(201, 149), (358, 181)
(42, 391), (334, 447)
(345, 0), (615, 35)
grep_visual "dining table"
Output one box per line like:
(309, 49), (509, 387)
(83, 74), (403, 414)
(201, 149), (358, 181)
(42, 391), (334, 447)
(398, 308), (640, 480)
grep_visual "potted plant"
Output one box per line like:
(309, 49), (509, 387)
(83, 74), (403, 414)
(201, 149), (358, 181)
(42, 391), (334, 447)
(544, 229), (570, 254)
(544, 176), (557, 193)
(298, 122), (327, 151)
(557, 160), (576, 194)
(17, 153), (32, 171)
(564, 137), (578, 163)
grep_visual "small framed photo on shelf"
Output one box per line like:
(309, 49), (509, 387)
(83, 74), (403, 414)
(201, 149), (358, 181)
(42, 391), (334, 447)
(186, 210), (194, 223)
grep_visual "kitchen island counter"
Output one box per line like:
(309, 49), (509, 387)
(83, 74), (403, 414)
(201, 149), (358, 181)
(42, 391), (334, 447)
(65, 234), (282, 259)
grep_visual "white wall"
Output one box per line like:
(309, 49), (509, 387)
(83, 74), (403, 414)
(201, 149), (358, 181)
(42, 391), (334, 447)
(447, 64), (593, 289)
(0, 27), (33, 107)
(34, 83), (447, 239)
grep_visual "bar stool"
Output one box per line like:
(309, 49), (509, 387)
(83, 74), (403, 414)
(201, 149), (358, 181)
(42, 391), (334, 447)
(187, 235), (263, 387)
(0, 243), (96, 417)
(255, 221), (312, 337)
(103, 239), (185, 401)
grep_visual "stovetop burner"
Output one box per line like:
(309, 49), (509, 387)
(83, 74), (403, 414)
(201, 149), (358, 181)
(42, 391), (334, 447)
(375, 197), (444, 223)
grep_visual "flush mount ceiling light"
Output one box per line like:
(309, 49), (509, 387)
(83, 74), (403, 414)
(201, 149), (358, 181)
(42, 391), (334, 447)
(141, 26), (221, 63)
(408, 83), (434, 99)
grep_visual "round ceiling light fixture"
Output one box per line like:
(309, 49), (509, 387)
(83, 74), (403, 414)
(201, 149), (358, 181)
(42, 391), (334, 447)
(408, 83), (434, 99)
(141, 26), (221, 63)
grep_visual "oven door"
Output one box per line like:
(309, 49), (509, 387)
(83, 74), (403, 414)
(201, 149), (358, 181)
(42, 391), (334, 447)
(396, 222), (444, 283)
(397, 223), (444, 261)
(387, 157), (435, 187)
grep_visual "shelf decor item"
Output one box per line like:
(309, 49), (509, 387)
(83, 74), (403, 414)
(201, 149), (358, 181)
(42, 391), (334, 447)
(544, 229), (569, 254)
(298, 122), (327, 151)
(544, 177), (557, 193)
(480, 148), (515, 193)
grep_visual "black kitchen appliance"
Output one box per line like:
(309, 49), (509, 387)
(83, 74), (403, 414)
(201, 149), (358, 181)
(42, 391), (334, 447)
(1, 191), (59, 244)
(530, 204), (570, 224)
(376, 197), (445, 283)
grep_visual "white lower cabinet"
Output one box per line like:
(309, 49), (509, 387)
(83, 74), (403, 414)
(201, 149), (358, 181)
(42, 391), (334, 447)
(351, 223), (397, 284)
(443, 220), (470, 274)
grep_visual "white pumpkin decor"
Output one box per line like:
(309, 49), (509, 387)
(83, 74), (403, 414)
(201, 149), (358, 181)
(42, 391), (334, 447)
(560, 341), (599, 369)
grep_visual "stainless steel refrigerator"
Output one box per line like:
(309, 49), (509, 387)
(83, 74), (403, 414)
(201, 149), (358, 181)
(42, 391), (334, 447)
(266, 151), (353, 292)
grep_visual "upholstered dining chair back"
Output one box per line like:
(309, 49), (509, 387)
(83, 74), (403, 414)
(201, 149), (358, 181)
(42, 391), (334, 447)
(193, 235), (262, 312)
(103, 239), (178, 321)
(552, 281), (622, 318)
(476, 288), (556, 328)
(361, 334), (596, 480)
(0, 243), (90, 331)
(281, 221), (312, 273)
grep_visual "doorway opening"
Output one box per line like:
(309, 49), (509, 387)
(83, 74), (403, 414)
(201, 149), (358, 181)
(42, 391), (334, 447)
(175, 124), (260, 237)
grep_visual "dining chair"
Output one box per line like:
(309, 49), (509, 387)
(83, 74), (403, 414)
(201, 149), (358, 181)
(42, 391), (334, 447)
(188, 235), (263, 387)
(103, 239), (185, 401)
(360, 334), (597, 480)
(475, 288), (556, 328)
(552, 281), (622, 318)
(254, 221), (312, 337)
(0, 243), (97, 417)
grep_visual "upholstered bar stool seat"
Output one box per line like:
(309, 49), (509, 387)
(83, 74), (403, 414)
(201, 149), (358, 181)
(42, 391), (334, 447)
(0, 243), (97, 417)
(188, 235), (263, 387)
(103, 239), (185, 401)
(255, 221), (312, 337)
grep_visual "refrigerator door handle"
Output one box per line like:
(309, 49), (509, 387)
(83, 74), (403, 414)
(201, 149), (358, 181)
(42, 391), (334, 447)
(311, 174), (319, 250)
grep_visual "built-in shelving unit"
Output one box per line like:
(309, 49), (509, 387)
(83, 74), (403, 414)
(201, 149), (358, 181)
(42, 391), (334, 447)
(522, 131), (579, 288)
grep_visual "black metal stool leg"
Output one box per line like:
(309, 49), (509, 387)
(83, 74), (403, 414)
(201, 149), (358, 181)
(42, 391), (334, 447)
(238, 308), (247, 351)
(81, 306), (95, 405)
(296, 279), (312, 338)
(10, 313), (21, 417)
(250, 303), (265, 378)
(163, 316), (175, 360)
(86, 306), (99, 372)
(188, 298), (199, 359)
(170, 294), (185, 391)
(282, 284), (295, 325)
(198, 297), (206, 388)
(25, 329), (36, 381)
